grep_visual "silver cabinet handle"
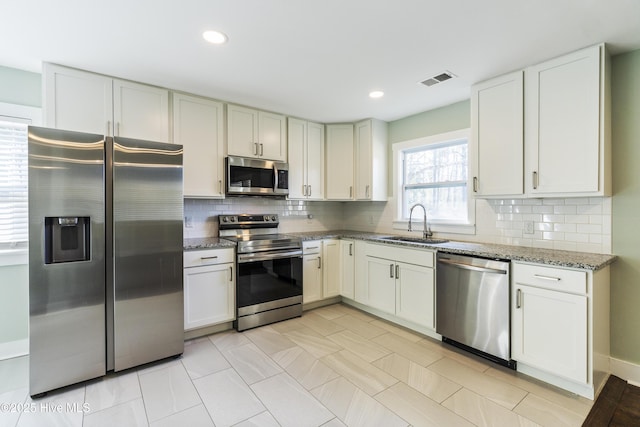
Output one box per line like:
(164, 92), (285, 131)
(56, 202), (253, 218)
(473, 177), (478, 193)
(533, 171), (538, 190)
(516, 288), (522, 308)
(229, 266), (233, 281)
(306, 246), (319, 250)
(349, 186), (353, 198)
(366, 184), (370, 198)
(254, 142), (259, 155)
(395, 264), (399, 279)
(389, 264), (394, 278)
(106, 121), (111, 137)
(201, 256), (218, 260)
(116, 122), (121, 137)
(349, 243), (353, 256)
(308, 185), (311, 197)
(533, 274), (561, 281)
(317, 256), (321, 269)
(219, 180), (223, 195)
(260, 143), (264, 156)
(303, 185), (307, 196)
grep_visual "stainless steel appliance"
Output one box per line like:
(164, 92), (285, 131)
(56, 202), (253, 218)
(226, 156), (289, 197)
(436, 253), (515, 368)
(219, 214), (302, 331)
(28, 126), (184, 397)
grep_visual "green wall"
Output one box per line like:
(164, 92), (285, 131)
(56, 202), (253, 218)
(0, 264), (28, 343)
(0, 65), (41, 107)
(389, 99), (470, 144)
(611, 49), (640, 365)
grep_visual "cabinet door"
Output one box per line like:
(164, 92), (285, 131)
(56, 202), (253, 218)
(258, 111), (287, 161)
(227, 104), (259, 158)
(512, 284), (588, 384)
(322, 239), (340, 298)
(325, 124), (354, 200)
(287, 118), (307, 199)
(365, 256), (396, 314)
(355, 120), (372, 200)
(471, 71), (524, 196)
(113, 79), (169, 142)
(340, 240), (355, 299)
(395, 262), (435, 329)
(306, 121), (325, 200)
(43, 64), (113, 135)
(173, 94), (225, 198)
(303, 254), (323, 304)
(526, 45), (602, 195)
(184, 263), (235, 330)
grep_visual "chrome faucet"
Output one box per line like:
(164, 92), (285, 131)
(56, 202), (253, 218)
(408, 203), (432, 239)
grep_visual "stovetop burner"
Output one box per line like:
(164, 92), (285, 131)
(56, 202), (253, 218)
(218, 214), (302, 253)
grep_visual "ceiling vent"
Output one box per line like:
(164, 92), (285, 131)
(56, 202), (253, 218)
(420, 71), (456, 87)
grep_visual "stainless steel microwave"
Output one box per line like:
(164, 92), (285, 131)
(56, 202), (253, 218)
(226, 156), (289, 197)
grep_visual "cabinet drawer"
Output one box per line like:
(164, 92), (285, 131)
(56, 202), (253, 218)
(512, 262), (587, 294)
(303, 240), (322, 254)
(184, 248), (235, 268)
(366, 242), (435, 268)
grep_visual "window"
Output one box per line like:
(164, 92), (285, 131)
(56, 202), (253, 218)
(393, 129), (474, 234)
(0, 120), (28, 248)
(0, 102), (41, 255)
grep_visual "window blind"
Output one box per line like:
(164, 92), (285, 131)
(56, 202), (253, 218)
(0, 119), (29, 247)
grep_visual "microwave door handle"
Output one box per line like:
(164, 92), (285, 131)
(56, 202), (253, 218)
(273, 163), (278, 192)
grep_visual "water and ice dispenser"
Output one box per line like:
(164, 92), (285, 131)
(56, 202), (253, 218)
(44, 216), (91, 264)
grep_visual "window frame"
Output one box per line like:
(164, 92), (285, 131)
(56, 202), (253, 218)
(0, 101), (41, 266)
(392, 128), (476, 235)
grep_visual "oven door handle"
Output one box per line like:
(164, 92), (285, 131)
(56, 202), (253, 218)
(238, 250), (303, 263)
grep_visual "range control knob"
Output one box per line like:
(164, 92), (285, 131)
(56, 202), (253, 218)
(221, 216), (228, 223)
(230, 217), (235, 222)
(271, 215), (277, 221)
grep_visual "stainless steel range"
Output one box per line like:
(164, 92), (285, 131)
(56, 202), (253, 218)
(219, 214), (303, 331)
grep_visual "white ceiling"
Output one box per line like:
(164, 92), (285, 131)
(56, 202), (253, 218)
(2, 0), (640, 123)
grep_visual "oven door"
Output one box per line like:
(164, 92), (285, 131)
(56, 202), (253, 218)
(236, 249), (302, 315)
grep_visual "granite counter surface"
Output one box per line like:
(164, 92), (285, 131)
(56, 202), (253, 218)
(288, 230), (616, 271)
(184, 237), (236, 251)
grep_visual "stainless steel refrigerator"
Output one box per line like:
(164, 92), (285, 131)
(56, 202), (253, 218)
(28, 126), (184, 397)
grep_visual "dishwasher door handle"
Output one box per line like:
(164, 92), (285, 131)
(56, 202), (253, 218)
(438, 258), (508, 274)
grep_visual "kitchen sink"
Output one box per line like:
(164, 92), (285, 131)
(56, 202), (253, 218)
(378, 236), (449, 245)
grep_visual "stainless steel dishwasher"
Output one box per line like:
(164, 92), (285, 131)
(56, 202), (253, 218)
(436, 253), (516, 369)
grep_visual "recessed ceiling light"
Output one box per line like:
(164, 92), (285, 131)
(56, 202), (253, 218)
(203, 30), (228, 45)
(369, 91), (384, 99)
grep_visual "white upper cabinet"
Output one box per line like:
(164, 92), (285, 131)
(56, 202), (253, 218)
(112, 80), (170, 142)
(325, 124), (355, 200)
(525, 44), (610, 196)
(471, 44), (610, 199)
(44, 63), (169, 142)
(172, 93), (225, 198)
(471, 71), (524, 197)
(227, 104), (287, 161)
(287, 118), (324, 200)
(355, 119), (388, 201)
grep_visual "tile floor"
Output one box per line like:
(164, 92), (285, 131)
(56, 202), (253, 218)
(0, 303), (594, 427)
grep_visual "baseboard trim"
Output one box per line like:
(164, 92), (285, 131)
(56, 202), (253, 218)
(610, 357), (640, 387)
(0, 338), (28, 360)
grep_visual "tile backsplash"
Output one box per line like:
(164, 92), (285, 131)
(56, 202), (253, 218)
(183, 198), (344, 238)
(185, 196), (612, 254)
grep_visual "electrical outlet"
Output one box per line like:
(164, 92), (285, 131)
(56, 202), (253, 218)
(524, 221), (534, 234)
(184, 216), (193, 228)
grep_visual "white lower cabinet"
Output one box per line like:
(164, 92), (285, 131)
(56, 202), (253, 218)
(355, 242), (435, 331)
(183, 248), (235, 331)
(511, 261), (610, 399)
(303, 239), (341, 304)
(303, 242), (323, 304)
(339, 240), (355, 299)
